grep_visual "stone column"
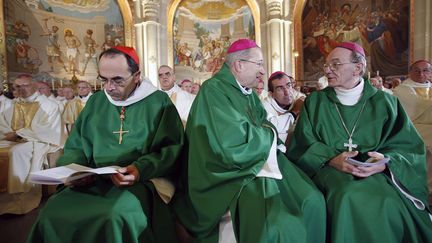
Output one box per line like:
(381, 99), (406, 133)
(264, 0), (294, 76)
(134, 0), (161, 86)
(0, 0), (7, 88)
(413, 0), (431, 61)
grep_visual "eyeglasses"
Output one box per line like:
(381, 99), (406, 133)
(412, 68), (432, 74)
(97, 72), (138, 87)
(239, 59), (264, 67)
(323, 62), (357, 71)
(158, 71), (173, 78)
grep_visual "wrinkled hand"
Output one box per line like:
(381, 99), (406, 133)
(4, 132), (19, 142)
(351, 151), (386, 178)
(290, 97), (305, 118)
(328, 151), (361, 174)
(329, 151), (386, 177)
(111, 165), (140, 187)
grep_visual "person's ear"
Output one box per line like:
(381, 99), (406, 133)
(268, 91), (273, 97)
(134, 71), (141, 84)
(233, 60), (243, 73)
(353, 63), (362, 76)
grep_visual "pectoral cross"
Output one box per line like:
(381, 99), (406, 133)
(344, 138), (358, 152)
(113, 123), (129, 144)
(113, 106), (128, 144)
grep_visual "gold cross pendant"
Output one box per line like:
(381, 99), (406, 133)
(113, 122), (129, 144)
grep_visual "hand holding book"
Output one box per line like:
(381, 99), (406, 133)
(28, 163), (121, 185)
(346, 157), (390, 167)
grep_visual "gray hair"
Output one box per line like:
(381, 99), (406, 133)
(350, 51), (366, 76)
(224, 48), (257, 67)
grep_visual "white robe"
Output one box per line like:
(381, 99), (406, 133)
(0, 92), (62, 215)
(258, 89), (269, 101)
(162, 84), (195, 124)
(46, 94), (65, 114)
(0, 95), (13, 139)
(393, 79), (432, 193)
(292, 89), (306, 101)
(0, 94), (13, 114)
(262, 96), (296, 143)
(382, 87), (394, 95)
(55, 96), (67, 114)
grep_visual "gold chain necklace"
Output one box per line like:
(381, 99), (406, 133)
(113, 106), (129, 144)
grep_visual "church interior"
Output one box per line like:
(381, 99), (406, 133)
(1, 0), (431, 90)
(1, 0), (432, 242)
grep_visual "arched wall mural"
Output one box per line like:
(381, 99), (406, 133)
(1, 0), (132, 92)
(167, 0), (261, 83)
(294, 0), (414, 84)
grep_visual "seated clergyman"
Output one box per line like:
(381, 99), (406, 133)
(0, 73), (62, 215)
(27, 46), (184, 242)
(287, 42), (432, 242)
(262, 71), (304, 144)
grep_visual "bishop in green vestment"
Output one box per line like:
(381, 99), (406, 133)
(27, 47), (184, 243)
(173, 39), (326, 243)
(287, 42), (432, 242)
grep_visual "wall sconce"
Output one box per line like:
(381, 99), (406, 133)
(293, 51), (299, 57)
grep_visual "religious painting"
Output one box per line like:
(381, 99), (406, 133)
(301, 0), (410, 81)
(4, 0), (124, 89)
(173, 0), (255, 83)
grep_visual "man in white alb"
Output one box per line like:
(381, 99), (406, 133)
(393, 59), (432, 200)
(157, 65), (195, 125)
(0, 88), (13, 139)
(262, 71), (304, 145)
(0, 73), (62, 214)
(62, 81), (92, 134)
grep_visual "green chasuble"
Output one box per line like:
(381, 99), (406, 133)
(28, 90), (184, 243)
(287, 80), (432, 243)
(173, 64), (326, 243)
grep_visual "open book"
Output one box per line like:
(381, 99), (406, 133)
(346, 157), (390, 167)
(28, 163), (121, 185)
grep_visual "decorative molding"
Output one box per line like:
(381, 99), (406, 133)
(0, 0), (7, 87)
(142, 0), (160, 21)
(117, 0), (133, 47)
(265, 0), (283, 19)
(293, 0), (305, 81)
(149, 55), (157, 63)
(272, 52), (280, 60)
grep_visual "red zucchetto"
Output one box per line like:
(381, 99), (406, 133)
(112, 46), (140, 66)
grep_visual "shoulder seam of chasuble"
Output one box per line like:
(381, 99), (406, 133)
(11, 102), (40, 131)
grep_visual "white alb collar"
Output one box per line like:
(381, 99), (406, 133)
(334, 78), (364, 106)
(17, 92), (39, 103)
(105, 77), (157, 107)
(403, 79), (431, 88)
(235, 79), (252, 95)
(162, 84), (181, 96)
(79, 92), (93, 102)
(269, 96), (289, 114)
